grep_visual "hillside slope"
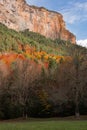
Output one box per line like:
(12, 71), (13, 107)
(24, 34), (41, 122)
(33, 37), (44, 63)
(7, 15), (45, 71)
(0, 23), (86, 67)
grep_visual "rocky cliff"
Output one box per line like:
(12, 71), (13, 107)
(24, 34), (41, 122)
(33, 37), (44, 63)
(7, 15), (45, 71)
(0, 0), (76, 43)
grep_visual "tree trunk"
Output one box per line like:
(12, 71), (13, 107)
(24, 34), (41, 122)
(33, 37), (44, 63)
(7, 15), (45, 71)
(75, 94), (80, 119)
(75, 64), (80, 119)
(25, 113), (28, 119)
(25, 105), (28, 119)
(22, 110), (25, 118)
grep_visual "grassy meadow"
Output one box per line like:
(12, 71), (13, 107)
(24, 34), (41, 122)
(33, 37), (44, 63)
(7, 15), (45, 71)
(0, 120), (87, 130)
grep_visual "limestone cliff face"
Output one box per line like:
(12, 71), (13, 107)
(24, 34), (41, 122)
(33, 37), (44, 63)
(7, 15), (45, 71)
(0, 0), (76, 43)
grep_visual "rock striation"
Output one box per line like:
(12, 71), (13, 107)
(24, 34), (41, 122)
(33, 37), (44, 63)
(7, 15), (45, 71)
(0, 0), (76, 43)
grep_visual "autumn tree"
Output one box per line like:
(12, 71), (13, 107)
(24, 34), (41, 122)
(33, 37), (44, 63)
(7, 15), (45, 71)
(67, 46), (87, 118)
(11, 59), (41, 118)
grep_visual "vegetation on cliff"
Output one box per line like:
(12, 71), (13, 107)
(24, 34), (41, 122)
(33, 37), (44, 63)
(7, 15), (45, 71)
(0, 23), (87, 119)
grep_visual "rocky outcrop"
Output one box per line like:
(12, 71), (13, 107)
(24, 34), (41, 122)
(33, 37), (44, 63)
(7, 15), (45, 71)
(0, 0), (76, 43)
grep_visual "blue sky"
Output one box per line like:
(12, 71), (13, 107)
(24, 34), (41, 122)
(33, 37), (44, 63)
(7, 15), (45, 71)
(26, 0), (87, 47)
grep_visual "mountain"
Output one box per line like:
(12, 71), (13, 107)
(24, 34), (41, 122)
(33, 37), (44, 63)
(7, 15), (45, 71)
(0, 0), (76, 43)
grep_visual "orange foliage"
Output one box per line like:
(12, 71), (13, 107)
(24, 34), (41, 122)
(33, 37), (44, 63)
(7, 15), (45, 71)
(0, 44), (72, 70)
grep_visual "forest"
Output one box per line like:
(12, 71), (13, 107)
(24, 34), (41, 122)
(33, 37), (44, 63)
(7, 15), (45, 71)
(0, 23), (87, 119)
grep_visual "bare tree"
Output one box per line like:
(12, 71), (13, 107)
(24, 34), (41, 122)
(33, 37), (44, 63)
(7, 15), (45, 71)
(11, 59), (41, 118)
(67, 47), (87, 118)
